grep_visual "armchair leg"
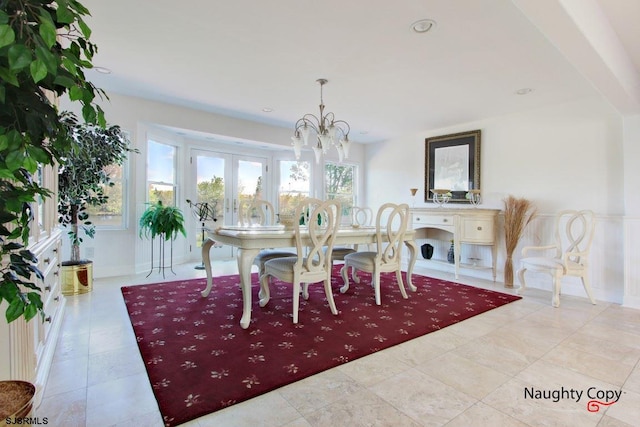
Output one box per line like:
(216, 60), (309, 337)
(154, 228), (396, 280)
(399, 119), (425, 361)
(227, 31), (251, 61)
(292, 282), (301, 324)
(552, 273), (561, 307)
(373, 269), (381, 306)
(351, 266), (360, 284)
(258, 274), (271, 307)
(581, 275), (597, 305)
(339, 264), (350, 294)
(396, 269), (408, 299)
(516, 267), (527, 295)
(324, 278), (338, 315)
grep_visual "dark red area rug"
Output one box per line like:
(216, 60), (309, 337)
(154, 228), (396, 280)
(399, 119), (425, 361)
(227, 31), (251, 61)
(121, 268), (520, 426)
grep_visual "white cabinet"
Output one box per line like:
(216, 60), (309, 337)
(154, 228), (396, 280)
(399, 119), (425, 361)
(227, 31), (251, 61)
(460, 217), (495, 243)
(0, 164), (65, 407)
(410, 208), (499, 280)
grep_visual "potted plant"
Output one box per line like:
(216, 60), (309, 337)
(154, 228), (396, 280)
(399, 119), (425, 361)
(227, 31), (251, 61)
(139, 201), (187, 241)
(58, 113), (135, 295)
(0, 0), (107, 323)
(139, 201), (187, 275)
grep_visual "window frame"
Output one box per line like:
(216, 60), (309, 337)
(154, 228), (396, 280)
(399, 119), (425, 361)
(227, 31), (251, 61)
(324, 161), (358, 223)
(276, 159), (312, 214)
(146, 138), (179, 206)
(86, 155), (132, 230)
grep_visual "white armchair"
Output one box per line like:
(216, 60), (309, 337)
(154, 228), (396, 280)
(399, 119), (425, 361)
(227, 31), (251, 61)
(517, 209), (596, 307)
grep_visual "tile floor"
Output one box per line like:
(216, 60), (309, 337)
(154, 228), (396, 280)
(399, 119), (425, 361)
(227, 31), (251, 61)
(38, 261), (640, 426)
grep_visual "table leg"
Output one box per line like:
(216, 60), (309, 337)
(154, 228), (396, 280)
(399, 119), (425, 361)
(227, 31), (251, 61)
(237, 248), (260, 329)
(201, 238), (216, 297)
(404, 239), (418, 292)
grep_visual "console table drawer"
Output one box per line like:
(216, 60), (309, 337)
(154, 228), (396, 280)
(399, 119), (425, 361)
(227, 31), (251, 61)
(413, 214), (454, 228)
(460, 218), (494, 243)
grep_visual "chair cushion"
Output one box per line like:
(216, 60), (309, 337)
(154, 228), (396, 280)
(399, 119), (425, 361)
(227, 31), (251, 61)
(264, 256), (298, 275)
(521, 257), (585, 273)
(254, 250), (296, 265)
(330, 246), (357, 260)
(521, 257), (563, 271)
(344, 251), (378, 271)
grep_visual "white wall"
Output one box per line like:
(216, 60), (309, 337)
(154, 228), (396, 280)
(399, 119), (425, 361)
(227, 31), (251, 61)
(623, 114), (640, 307)
(366, 95), (629, 304)
(59, 93), (366, 278)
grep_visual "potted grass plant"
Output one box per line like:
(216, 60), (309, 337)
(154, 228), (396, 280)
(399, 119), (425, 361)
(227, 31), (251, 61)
(58, 114), (135, 295)
(503, 195), (536, 288)
(139, 201), (187, 241)
(139, 201), (187, 275)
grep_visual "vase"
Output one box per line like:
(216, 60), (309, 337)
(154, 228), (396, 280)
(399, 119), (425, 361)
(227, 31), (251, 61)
(421, 243), (434, 259)
(447, 242), (455, 264)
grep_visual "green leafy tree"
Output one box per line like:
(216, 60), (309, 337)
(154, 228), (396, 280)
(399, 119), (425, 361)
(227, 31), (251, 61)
(0, 0), (107, 323)
(87, 163), (124, 217)
(197, 175), (224, 206)
(325, 163), (354, 216)
(325, 164), (353, 196)
(149, 187), (175, 206)
(289, 161), (310, 183)
(58, 113), (136, 263)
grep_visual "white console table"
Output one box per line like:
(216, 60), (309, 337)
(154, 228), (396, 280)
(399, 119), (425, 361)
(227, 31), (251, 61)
(410, 208), (500, 280)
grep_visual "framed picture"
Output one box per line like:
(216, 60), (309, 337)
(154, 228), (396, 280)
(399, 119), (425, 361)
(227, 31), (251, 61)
(424, 130), (481, 203)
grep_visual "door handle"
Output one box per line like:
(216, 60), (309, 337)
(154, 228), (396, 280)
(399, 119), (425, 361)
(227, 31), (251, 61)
(226, 198), (230, 213)
(233, 199), (238, 213)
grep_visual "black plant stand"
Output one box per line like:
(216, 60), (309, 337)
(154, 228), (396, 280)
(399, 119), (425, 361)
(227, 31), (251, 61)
(186, 200), (217, 270)
(146, 233), (176, 278)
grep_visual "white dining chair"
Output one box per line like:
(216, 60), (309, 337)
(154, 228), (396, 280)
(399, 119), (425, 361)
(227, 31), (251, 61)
(340, 203), (410, 305)
(329, 206), (374, 263)
(258, 198), (341, 324)
(240, 199), (295, 277)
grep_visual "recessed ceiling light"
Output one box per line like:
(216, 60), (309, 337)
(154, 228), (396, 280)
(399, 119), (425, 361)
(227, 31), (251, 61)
(359, 131), (369, 135)
(411, 19), (436, 34)
(94, 66), (112, 74)
(515, 88), (533, 95)
(262, 107), (273, 113)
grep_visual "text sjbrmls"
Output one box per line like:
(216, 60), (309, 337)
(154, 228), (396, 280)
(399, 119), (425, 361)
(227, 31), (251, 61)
(523, 387), (622, 404)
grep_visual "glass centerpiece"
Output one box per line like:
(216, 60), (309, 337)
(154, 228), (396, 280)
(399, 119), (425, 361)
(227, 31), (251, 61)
(466, 190), (482, 207)
(431, 189), (451, 207)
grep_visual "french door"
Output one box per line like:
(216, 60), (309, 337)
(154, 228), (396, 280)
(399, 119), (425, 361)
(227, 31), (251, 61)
(189, 149), (268, 260)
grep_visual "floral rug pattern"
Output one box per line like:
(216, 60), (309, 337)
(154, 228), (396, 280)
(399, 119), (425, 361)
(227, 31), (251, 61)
(121, 268), (520, 426)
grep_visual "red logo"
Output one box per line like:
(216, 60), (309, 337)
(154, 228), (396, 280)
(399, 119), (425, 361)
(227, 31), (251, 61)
(587, 400), (617, 412)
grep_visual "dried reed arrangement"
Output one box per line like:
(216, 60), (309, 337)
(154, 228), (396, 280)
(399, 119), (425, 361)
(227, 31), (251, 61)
(503, 195), (536, 288)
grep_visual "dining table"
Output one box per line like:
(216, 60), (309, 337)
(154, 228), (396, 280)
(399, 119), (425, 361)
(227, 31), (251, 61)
(201, 225), (419, 329)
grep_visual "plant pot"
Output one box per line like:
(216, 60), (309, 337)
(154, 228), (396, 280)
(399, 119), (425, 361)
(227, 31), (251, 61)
(421, 243), (434, 259)
(447, 243), (455, 264)
(278, 214), (297, 230)
(61, 260), (93, 295)
(0, 380), (35, 420)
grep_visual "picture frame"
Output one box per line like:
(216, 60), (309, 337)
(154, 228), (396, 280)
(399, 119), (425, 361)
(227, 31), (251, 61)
(424, 129), (481, 203)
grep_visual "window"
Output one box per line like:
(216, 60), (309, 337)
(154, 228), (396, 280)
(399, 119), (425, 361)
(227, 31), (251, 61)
(147, 139), (177, 205)
(325, 162), (356, 221)
(278, 160), (310, 213)
(86, 160), (129, 228)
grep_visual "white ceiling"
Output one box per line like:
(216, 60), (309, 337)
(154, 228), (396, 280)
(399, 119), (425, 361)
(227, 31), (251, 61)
(79, 0), (640, 144)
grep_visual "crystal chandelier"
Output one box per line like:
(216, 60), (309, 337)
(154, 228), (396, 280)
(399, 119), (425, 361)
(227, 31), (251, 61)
(291, 79), (351, 164)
